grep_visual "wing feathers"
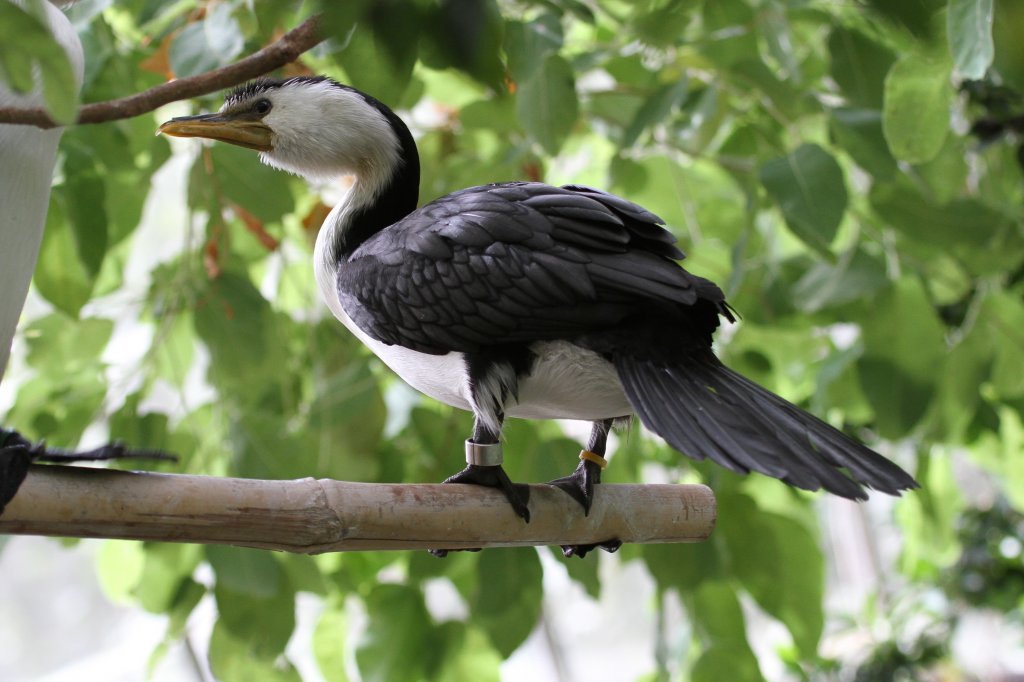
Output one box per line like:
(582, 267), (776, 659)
(339, 182), (710, 353)
(615, 353), (918, 499)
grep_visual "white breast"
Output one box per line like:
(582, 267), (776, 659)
(323, 289), (633, 422)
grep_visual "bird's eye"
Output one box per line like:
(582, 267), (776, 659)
(254, 99), (272, 115)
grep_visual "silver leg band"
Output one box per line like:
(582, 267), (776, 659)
(465, 439), (503, 466)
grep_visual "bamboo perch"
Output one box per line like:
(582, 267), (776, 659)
(0, 465), (715, 552)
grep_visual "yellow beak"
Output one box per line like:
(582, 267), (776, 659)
(158, 113), (273, 152)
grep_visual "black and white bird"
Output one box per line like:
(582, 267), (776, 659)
(159, 76), (917, 525)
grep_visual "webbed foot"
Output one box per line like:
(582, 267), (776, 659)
(548, 455), (604, 515)
(429, 438), (531, 558)
(442, 463), (531, 522)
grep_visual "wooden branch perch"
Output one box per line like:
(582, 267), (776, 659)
(0, 465), (716, 553)
(0, 15), (323, 128)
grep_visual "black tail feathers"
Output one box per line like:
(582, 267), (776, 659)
(614, 353), (918, 500)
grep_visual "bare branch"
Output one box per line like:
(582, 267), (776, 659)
(0, 465), (716, 553)
(0, 15), (323, 129)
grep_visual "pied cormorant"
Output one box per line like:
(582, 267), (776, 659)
(159, 76), (917, 532)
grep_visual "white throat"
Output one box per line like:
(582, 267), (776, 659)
(246, 81), (404, 319)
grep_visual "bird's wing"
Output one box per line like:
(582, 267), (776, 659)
(336, 182), (727, 354)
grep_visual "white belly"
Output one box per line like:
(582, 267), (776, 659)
(328, 298), (631, 420)
(315, 241), (631, 422)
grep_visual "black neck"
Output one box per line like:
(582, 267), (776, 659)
(336, 92), (421, 259)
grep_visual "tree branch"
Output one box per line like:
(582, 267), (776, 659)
(0, 465), (716, 553)
(0, 15), (323, 129)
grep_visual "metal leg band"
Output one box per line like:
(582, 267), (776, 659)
(465, 439), (503, 467)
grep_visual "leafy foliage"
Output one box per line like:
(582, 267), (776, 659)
(3, 0), (1024, 679)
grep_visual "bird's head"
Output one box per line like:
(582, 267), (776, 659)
(158, 76), (406, 184)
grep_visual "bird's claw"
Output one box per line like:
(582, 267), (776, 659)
(549, 455), (618, 558)
(548, 457), (603, 515)
(560, 539), (622, 559)
(429, 463), (531, 558)
(443, 463), (531, 522)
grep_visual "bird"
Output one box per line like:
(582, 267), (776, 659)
(158, 75), (918, 539)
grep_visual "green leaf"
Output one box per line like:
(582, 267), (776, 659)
(210, 143), (295, 223)
(33, 195), (95, 316)
(857, 277), (947, 438)
(206, 546), (283, 599)
(516, 54), (578, 154)
(828, 27), (896, 108)
(830, 107), (899, 179)
(169, 6), (244, 78)
(136, 543), (202, 614)
(307, 360), (387, 481)
(552, 546), (602, 598)
(209, 620), (302, 682)
(982, 291), (1024, 399)
(214, 579), (297, 659)
(470, 547), (543, 657)
(108, 393), (171, 454)
(688, 581), (764, 681)
(423, 0), (504, 87)
(0, 0), (80, 122)
(759, 143), (848, 253)
(192, 270), (280, 393)
(313, 600), (350, 682)
(718, 492), (824, 658)
(895, 452), (963, 577)
(622, 79), (689, 147)
(23, 314), (113, 377)
(948, 0), (994, 79)
(700, 0), (758, 67)
(870, 179), (1024, 275)
(791, 245), (889, 313)
(882, 54), (953, 164)
(356, 584), (437, 682)
(863, 0), (945, 39)
(505, 14), (563, 82)
(331, 10), (418, 105)
(96, 540), (145, 604)
(62, 147), (109, 277)
(632, 0), (699, 47)
(433, 624), (502, 682)
(929, 319), (994, 442)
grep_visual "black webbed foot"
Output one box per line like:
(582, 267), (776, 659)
(552, 459), (621, 558)
(549, 419), (621, 558)
(548, 457), (603, 515)
(561, 539), (622, 559)
(442, 463), (531, 522)
(428, 462), (531, 559)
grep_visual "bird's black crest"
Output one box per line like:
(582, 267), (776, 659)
(224, 75), (334, 107)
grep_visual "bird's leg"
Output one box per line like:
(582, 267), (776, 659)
(429, 416), (531, 559)
(548, 418), (622, 559)
(549, 418), (614, 514)
(440, 416), (531, 521)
